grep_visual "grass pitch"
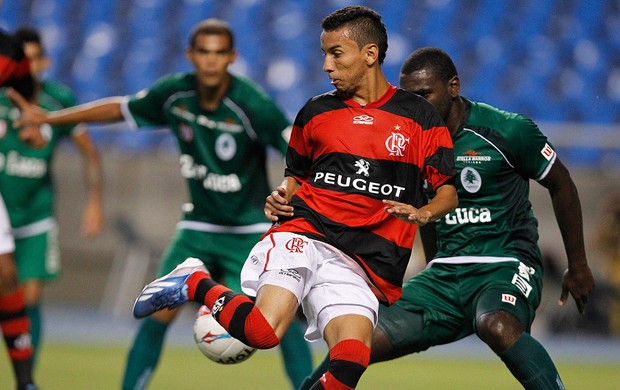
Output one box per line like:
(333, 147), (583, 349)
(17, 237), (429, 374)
(1, 342), (619, 389)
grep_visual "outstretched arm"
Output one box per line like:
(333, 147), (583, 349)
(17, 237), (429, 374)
(538, 157), (595, 313)
(8, 88), (124, 127)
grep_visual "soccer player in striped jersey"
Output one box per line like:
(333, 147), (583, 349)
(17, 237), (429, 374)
(131, 6), (457, 390)
(299, 47), (596, 390)
(10, 18), (313, 390)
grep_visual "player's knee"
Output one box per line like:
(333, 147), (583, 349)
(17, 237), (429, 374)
(370, 327), (395, 363)
(476, 311), (525, 353)
(0, 266), (18, 295)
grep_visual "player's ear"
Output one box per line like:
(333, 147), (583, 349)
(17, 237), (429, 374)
(185, 47), (194, 63)
(365, 43), (379, 66)
(229, 48), (238, 64)
(448, 75), (460, 98)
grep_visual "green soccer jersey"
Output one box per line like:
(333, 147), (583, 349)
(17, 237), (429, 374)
(123, 72), (290, 228)
(0, 81), (80, 231)
(433, 99), (556, 269)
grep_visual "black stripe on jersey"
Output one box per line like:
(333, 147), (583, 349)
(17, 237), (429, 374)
(380, 89), (445, 131)
(0, 307), (26, 321)
(426, 145), (457, 177)
(284, 145), (313, 180)
(289, 200), (411, 288)
(293, 90), (348, 129)
(300, 151), (426, 207)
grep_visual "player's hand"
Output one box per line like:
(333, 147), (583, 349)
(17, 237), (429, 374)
(559, 263), (595, 314)
(7, 87), (49, 148)
(18, 123), (47, 148)
(264, 186), (293, 221)
(383, 199), (433, 226)
(7, 87), (50, 126)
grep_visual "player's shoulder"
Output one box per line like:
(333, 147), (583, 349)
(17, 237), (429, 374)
(150, 72), (196, 94)
(228, 74), (275, 104)
(294, 90), (346, 126)
(39, 80), (77, 107)
(227, 74), (287, 117)
(468, 100), (537, 134)
(390, 88), (439, 116)
(384, 88), (446, 131)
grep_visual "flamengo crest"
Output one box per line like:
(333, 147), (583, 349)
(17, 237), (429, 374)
(385, 125), (409, 156)
(285, 237), (308, 253)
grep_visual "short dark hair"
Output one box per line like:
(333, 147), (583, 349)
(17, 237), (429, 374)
(0, 30), (35, 99)
(401, 47), (458, 83)
(14, 26), (42, 47)
(188, 18), (234, 50)
(322, 5), (388, 65)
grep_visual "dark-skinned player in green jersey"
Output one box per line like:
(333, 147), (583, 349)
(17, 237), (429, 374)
(286, 47), (595, 390)
(9, 19), (313, 390)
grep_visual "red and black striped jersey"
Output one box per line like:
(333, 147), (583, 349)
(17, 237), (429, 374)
(272, 85), (455, 304)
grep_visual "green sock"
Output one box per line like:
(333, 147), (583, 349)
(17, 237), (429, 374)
(498, 333), (565, 390)
(122, 317), (169, 390)
(26, 305), (41, 365)
(299, 353), (329, 390)
(279, 319), (313, 389)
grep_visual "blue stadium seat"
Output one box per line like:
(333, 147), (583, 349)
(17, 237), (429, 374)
(2, 0), (617, 162)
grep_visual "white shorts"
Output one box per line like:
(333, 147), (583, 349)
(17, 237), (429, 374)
(241, 232), (379, 341)
(0, 193), (15, 255)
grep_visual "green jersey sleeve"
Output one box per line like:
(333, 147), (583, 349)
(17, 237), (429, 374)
(229, 76), (291, 156)
(39, 80), (83, 138)
(503, 113), (556, 180)
(126, 73), (188, 127)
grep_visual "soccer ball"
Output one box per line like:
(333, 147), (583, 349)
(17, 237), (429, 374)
(192, 305), (256, 364)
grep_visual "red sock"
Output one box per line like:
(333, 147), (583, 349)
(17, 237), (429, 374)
(0, 287), (33, 360)
(312, 339), (370, 390)
(0, 287), (34, 386)
(185, 272), (279, 349)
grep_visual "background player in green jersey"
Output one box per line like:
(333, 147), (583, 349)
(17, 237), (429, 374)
(296, 47), (596, 390)
(1, 27), (104, 365)
(10, 19), (312, 390)
(0, 28), (46, 390)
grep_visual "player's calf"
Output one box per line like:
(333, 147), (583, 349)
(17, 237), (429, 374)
(310, 339), (370, 389)
(188, 273), (279, 349)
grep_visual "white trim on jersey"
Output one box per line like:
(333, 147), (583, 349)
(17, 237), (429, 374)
(427, 256), (519, 269)
(163, 90), (197, 113)
(12, 217), (57, 239)
(463, 127), (515, 168)
(120, 95), (139, 129)
(176, 220), (271, 234)
(535, 152), (557, 181)
(223, 97), (258, 141)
